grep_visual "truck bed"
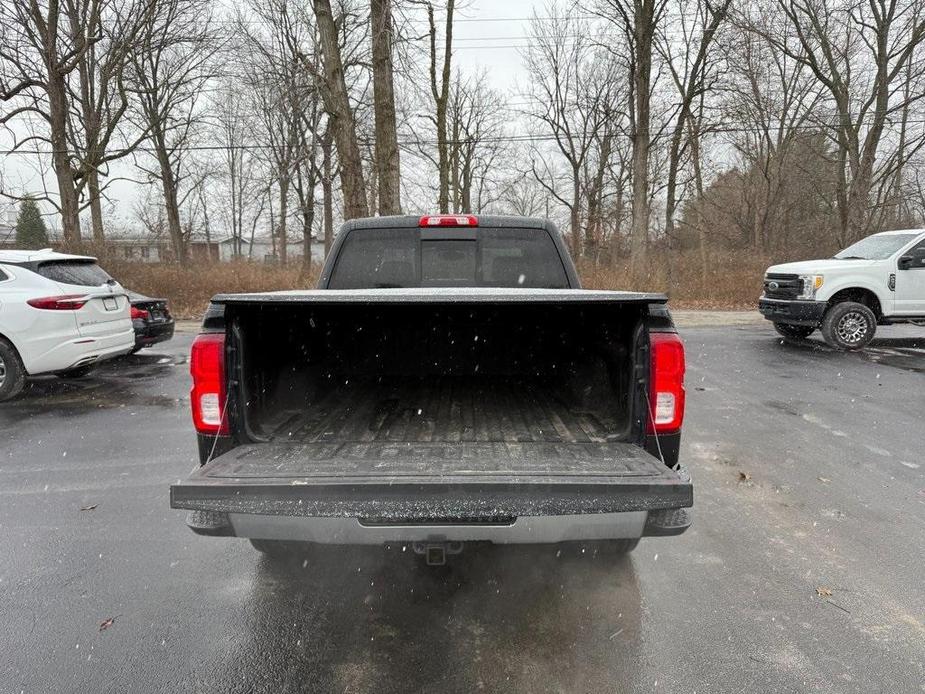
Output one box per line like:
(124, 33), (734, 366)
(171, 289), (693, 522)
(267, 376), (619, 445)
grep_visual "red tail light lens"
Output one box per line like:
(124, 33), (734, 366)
(648, 332), (686, 434)
(27, 295), (88, 310)
(190, 333), (228, 435)
(418, 214), (479, 227)
(131, 306), (149, 320)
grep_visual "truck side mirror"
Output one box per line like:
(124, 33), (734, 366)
(898, 255), (914, 270)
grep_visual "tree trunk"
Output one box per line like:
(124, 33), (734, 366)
(278, 177), (288, 266)
(370, 0), (401, 215)
(301, 199), (314, 273)
(321, 133), (334, 255)
(163, 181), (186, 265)
(87, 170), (105, 242)
(46, 63), (82, 246)
(313, 0), (368, 220)
(428, 1), (454, 213)
(663, 125), (683, 257)
(629, 0), (657, 270)
(570, 164), (581, 257)
(155, 139), (187, 265)
(199, 186), (212, 259)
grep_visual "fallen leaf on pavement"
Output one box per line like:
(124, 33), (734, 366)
(815, 586), (833, 597)
(99, 617), (115, 632)
(738, 472), (751, 482)
(80, 505), (98, 512)
(817, 477), (830, 483)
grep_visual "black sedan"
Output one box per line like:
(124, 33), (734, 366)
(127, 290), (175, 352)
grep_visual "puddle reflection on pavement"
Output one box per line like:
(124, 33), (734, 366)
(0, 350), (186, 416)
(194, 542), (644, 693)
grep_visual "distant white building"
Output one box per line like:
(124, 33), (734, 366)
(217, 237), (327, 264)
(107, 237), (169, 262)
(0, 206), (15, 246)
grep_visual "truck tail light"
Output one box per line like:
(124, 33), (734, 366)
(418, 214), (478, 227)
(648, 332), (686, 434)
(27, 295), (88, 310)
(190, 333), (228, 435)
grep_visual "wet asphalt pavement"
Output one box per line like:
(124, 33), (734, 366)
(1, 323), (923, 693)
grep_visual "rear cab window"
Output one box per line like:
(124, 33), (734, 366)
(329, 226), (570, 289)
(35, 260), (113, 287)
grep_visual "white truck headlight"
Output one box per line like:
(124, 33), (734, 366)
(798, 274), (824, 299)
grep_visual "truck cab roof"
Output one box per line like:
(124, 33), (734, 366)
(320, 215), (581, 289)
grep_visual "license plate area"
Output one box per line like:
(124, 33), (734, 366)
(103, 297), (118, 311)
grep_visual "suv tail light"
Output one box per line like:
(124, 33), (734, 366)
(190, 333), (228, 435)
(648, 332), (686, 434)
(27, 295), (88, 310)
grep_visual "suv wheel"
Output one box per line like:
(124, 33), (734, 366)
(774, 323), (815, 340)
(821, 301), (877, 350)
(0, 338), (27, 402)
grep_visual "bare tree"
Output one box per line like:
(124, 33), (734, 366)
(754, 0), (925, 244)
(210, 83), (266, 257)
(722, 15), (823, 252)
(0, 0), (157, 244)
(371, 0), (401, 214)
(592, 0), (668, 269)
(658, 0), (731, 254)
(525, 6), (622, 255)
(130, 0), (218, 264)
(446, 70), (507, 213)
(311, 0), (368, 219)
(1, 0), (101, 243)
(427, 0), (454, 213)
(68, 0), (156, 241)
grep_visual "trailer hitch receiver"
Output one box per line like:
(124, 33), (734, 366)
(413, 541), (463, 566)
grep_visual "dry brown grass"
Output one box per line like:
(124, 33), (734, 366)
(577, 250), (773, 310)
(107, 259), (321, 319)
(104, 250), (770, 320)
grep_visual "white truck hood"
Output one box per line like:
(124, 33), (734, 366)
(766, 258), (878, 274)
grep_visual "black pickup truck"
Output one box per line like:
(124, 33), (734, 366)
(171, 215), (692, 564)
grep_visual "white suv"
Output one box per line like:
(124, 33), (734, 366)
(0, 249), (134, 400)
(759, 229), (925, 349)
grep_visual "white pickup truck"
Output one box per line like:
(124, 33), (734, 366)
(759, 229), (925, 349)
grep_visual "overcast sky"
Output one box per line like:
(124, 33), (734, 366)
(0, 0), (549, 231)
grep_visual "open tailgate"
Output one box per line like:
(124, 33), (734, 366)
(170, 442), (692, 521)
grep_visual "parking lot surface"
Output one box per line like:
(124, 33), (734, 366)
(1, 324), (923, 693)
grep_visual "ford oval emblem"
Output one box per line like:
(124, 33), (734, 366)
(768, 281), (780, 290)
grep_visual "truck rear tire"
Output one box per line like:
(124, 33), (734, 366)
(0, 338), (27, 402)
(774, 323), (815, 340)
(821, 301), (876, 350)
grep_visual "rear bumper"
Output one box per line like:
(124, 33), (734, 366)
(27, 327), (135, 375)
(133, 319), (175, 348)
(758, 298), (828, 326)
(185, 506), (692, 543)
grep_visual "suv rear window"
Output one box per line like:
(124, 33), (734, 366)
(36, 260), (112, 286)
(329, 227), (569, 289)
